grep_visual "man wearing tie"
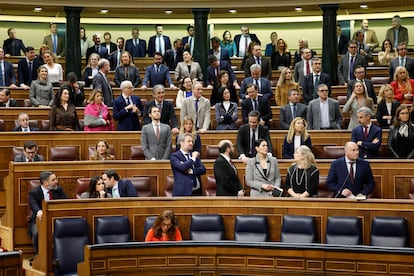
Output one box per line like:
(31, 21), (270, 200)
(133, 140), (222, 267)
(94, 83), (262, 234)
(101, 170), (137, 198)
(337, 40), (366, 85)
(125, 27), (146, 58)
(389, 42), (414, 80)
(353, 19), (379, 50)
(214, 140), (245, 197)
(18, 46), (42, 89)
(233, 25), (261, 57)
(0, 47), (17, 87)
(243, 44), (272, 80)
(385, 15), (409, 49)
(29, 171), (68, 254)
(42, 23), (64, 57)
(205, 55), (238, 89)
(0, 88), (18, 107)
(113, 80), (143, 130)
(302, 57), (332, 104)
(180, 82), (210, 133)
(92, 58), (113, 106)
(280, 89), (308, 130)
(14, 141), (44, 162)
(170, 133), (206, 196)
(239, 64), (272, 102)
(163, 38), (183, 71)
(109, 37), (125, 70)
(13, 113), (39, 132)
(326, 141), (375, 198)
(148, 24), (171, 57)
(182, 25), (195, 55)
(86, 33), (108, 62)
(347, 65), (377, 103)
(141, 52), (177, 89)
(294, 48), (313, 86)
(241, 83), (272, 127)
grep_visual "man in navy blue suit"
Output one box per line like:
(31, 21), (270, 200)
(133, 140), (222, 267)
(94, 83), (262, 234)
(86, 33), (108, 62)
(181, 25), (194, 55)
(170, 133), (206, 196)
(141, 52), (177, 89)
(109, 37), (125, 71)
(208, 37), (230, 63)
(113, 80), (143, 130)
(241, 83), (272, 127)
(18, 46), (42, 89)
(347, 65), (377, 104)
(102, 170), (137, 197)
(148, 24), (171, 57)
(239, 64), (272, 102)
(0, 47), (16, 87)
(125, 27), (147, 58)
(163, 38), (183, 71)
(327, 141), (375, 198)
(351, 107), (382, 158)
(302, 57), (332, 104)
(3, 28), (25, 56)
(205, 55), (238, 89)
(233, 25), (261, 57)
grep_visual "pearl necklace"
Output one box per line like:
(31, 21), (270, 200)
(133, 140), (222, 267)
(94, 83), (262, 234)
(294, 165), (308, 190)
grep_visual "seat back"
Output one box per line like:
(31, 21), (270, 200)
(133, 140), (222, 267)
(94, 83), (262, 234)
(205, 145), (219, 159)
(95, 216), (130, 244)
(325, 216), (362, 245)
(124, 177), (152, 197)
(12, 146), (24, 160)
(317, 176), (333, 198)
(165, 175), (174, 197)
(337, 95), (347, 105)
(130, 145), (145, 160)
(53, 218), (89, 275)
(281, 215), (316, 243)
(49, 146), (78, 161)
(371, 76), (390, 84)
(75, 178), (91, 199)
(322, 146), (345, 159)
(24, 99), (32, 107)
(234, 215), (269, 242)
(40, 120), (50, 131)
(205, 175), (216, 196)
(190, 214), (225, 241)
(143, 216), (157, 239)
(0, 119), (3, 131)
(370, 217), (409, 247)
(409, 178), (414, 199)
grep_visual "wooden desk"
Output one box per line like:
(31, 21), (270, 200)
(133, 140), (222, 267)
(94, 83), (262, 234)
(0, 251), (22, 276)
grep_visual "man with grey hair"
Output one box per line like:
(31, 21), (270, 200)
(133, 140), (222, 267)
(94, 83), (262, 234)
(180, 82), (210, 133)
(351, 106), (382, 158)
(86, 33), (108, 61)
(233, 24), (261, 57)
(385, 15), (409, 47)
(92, 58), (113, 106)
(280, 88), (307, 130)
(244, 43), (272, 80)
(239, 63), (272, 102)
(113, 80), (143, 130)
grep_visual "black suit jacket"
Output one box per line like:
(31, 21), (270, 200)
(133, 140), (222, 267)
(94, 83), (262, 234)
(86, 45), (109, 62)
(125, 39), (147, 58)
(108, 49), (122, 71)
(17, 58), (42, 86)
(376, 101), (400, 128)
(3, 38), (25, 56)
(143, 100), (178, 128)
(338, 35), (349, 55)
(214, 155), (243, 196)
(163, 48), (183, 71)
(243, 56), (272, 80)
(241, 97), (272, 127)
(0, 98), (18, 107)
(92, 71), (113, 107)
(347, 79), (377, 104)
(101, 42), (117, 54)
(302, 72), (332, 104)
(205, 61), (236, 87)
(236, 124), (273, 157)
(13, 153), (43, 162)
(13, 126), (40, 132)
(233, 34), (261, 56)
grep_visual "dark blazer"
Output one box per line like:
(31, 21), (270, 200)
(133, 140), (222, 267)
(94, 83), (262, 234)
(389, 56), (414, 80)
(125, 38), (147, 58)
(347, 79), (377, 104)
(236, 124), (273, 158)
(67, 83), (85, 107)
(13, 153), (43, 162)
(293, 49), (316, 65)
(279, 103), (308, 130)
(376, 101), (400, 128)
(112, 95), (143, 130)
(92, 71), (113, 107)
(101, 42), (117, 54)
(282, 135), (312, 159)
(388, 124), (414, 159)
(163, 48), (183, 71)
(302, 72), (332, 104)
(0, 98), (18, 107)
(114, 65), (141, 87)
(148, 35), (172, 57)
(142, 64), (174, 88)
(337, 53), (366, 84)
(326, 157), (375, 197)
(170, 150), (206, 196)
(86, 45), (108, 62)
(3, 38), (25, 56)
(243, 56), (272, 80)
(17, 58), (42, 86)
(239, 77), (272, 101)
(208, 47), (230, 62)
(338, 35), (349, 55)
(107, 179), (138, 197)
(1, 60), (16, 86)
(241, 97), (272, 127)
(83, 67), (95, 87)
(351, 124), (382, 158)
(143, 100), (178, 128)
(214, 154), (243, 196)
(233, 34), (261, 56)
(13, 126), (39, 132)
(108, 49), (122, 71)
(205, 60), (236, 87)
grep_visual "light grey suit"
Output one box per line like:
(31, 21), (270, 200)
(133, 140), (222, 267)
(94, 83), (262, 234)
(294, 59), (312, 86)
(307, 98), (343, 130)
(279, 103), (307, 130)
(180, 96), (211, 131)
(174, 61), (203, 81)
(245, 155), (281, 197)
(141, 122), (171, 160)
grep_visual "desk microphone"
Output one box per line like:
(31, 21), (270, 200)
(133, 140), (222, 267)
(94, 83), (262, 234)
(334, 174), (349, 198)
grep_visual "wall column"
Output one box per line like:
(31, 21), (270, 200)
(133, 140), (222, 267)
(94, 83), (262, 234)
(64, 6), (83, 79)
(192, 8), (210, 80)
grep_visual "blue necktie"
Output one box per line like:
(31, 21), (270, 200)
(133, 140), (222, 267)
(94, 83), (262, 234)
(53, 35), (57, 54)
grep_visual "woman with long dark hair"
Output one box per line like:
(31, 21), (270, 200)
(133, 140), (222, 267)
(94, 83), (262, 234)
(145, 210), (182, 241)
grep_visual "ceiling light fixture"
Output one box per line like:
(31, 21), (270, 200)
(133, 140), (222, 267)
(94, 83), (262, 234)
(165, 10), (173, 14)
(294, 7), (303, 12)
(100, 9), (109, 14)
(229, 9), (237, 13)
(360, 4), (368, 9)
(33, 7), (42, 12)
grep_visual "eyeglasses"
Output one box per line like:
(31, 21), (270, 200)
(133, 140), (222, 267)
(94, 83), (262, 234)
(349, 46), (357, 49)
(399, 112), (409, 115)
(162, 222), (172, 227)
(318, 89), (328, 92)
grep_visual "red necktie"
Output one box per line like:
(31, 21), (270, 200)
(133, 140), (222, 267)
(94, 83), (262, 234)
(48, 190), (53, 200)
(363, 126), (368, 140)
(155, 124), (160, 140)
(349, 162), (355, 183)
(306, 61), (310, 75)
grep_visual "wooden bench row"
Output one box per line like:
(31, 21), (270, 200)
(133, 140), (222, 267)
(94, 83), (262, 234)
(0, 251), (22, 276)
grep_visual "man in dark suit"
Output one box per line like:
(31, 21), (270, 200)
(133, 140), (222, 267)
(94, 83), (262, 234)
(143, 84), (179, 134)
(113, 80), (143, 130)
(163, 38), (183, 71)
(3, 28), (25, 56)
(13, 113), (39, 132)
(42, 23), (65, 56)
(302, 57), (332, 104)
(337, 24), (349, 55)
(181, 25), (194, 55)
(29, 171), (68, 254)
(0, 88), (18, 107)
(237, 110), (273, 164)
(239, 64), (272, 101)
(355, 30), (373, 64)
(0, 47), (16, 87)
(141, 52), (177, 89)
(214, 140), (245, 196)
(14, 141), (43, 162)
(234, 25), (261, 57)
(208, 36), (230, 63)
(389, 42), (414, 80)
(170, 133), (206, 196)
(205, 55), (238, 89)
(86, 33), (108, 62)
(337, 40), (366, 85)
(109, 37), (124, 71)
(243, 44), (272, 80)
(327, 141), (375, 198)
(148, 24), (171, 57)
(241, 83), (272, 127)
(351, 107), (382, 158)
(125, 27), (146, 58)
(17, 46), (42, 89)
(102, 170), (137, 197)
(92, 58), (113, 107)
(280, 88), (307, 130)
(101, 32), (117, 55)
(347, 65), (377, 103)
(66, 72), (85, 107)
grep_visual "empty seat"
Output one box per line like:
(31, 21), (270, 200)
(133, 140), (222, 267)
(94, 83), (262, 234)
(124, 177), (152, 197)
(205, 145), (219, 159)
(205, 175), (216, 196)
(409, 178), (414, 199)
(317, 176), (333, 198)
(53, 218), (89, 275)
(370, 217), (409, 247)
(371, 76), (390, 84)
(325, 216), (362, 245)
(40, 120), (50, 131)
(143, 216), (157, 239)
(130, 145), (145, 160)
(190, 214), (225, 241)
(49, 146), (78, 161)
(75, 178), (91, 199)
(281, 215), (316, 243)
(95, 216), (130, 244)
(337, 95), (347, 105)
(165, 175), (174, 197)
(234, 215), (269, 242)
(24, 99), (32, 107)
(321, 146), (345, 159)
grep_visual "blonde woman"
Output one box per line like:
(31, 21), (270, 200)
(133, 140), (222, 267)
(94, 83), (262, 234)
(376, 84), (400, 128)
(343, 81), (374, 130)
(42, 50), (63, 87)
(282, 117), (312, 159)
(83, 53), (100, 87)
(114, 51), (141, 87)
(275, 67), (300, 106)
(391, 66), (414, 104)
(285, 145), (319, 198)
(175, 116), (201, 153)
(84, 90), (113, 131)
(271, 38), (291, 69)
